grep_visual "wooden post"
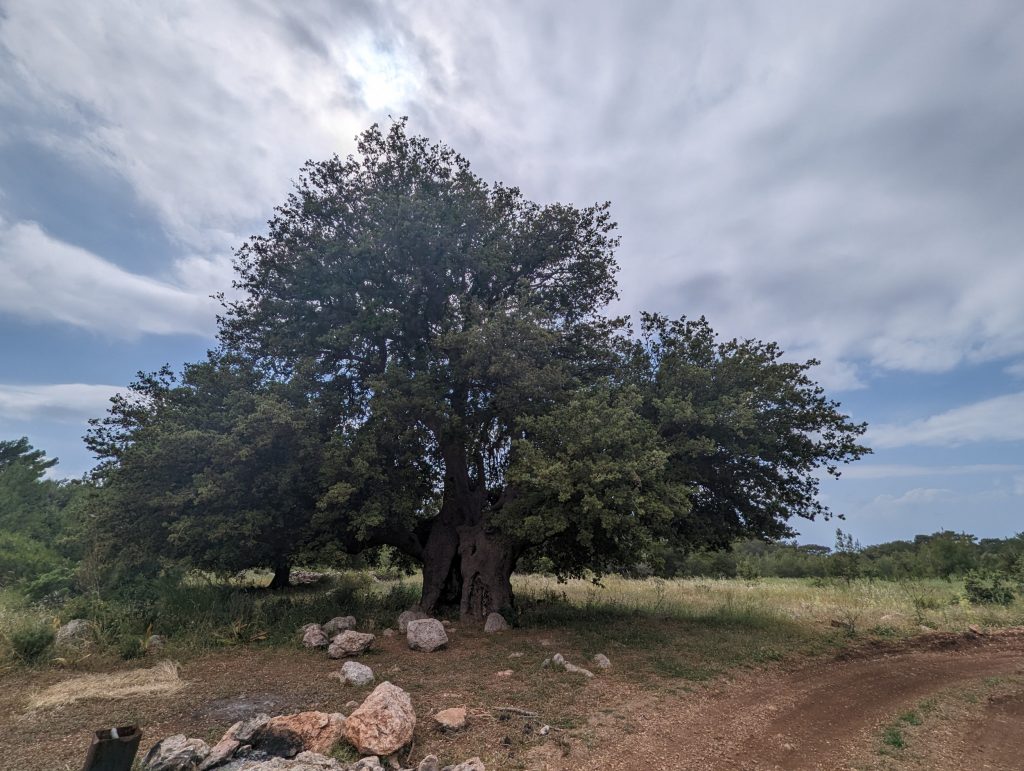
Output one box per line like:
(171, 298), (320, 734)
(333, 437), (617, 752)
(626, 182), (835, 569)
(81, 725), (142, 771)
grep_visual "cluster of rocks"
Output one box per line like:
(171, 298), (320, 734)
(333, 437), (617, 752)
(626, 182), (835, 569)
(142, 682), (484, 771)
(541, 652), (611, 678)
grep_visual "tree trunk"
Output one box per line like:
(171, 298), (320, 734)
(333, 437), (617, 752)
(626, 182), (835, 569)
(417, 438), (518, 620)
(419, 522), (516, 620)
(268, 560), (290, 589)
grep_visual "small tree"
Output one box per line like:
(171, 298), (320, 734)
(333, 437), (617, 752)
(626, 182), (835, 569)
(84, 357), (322, 588)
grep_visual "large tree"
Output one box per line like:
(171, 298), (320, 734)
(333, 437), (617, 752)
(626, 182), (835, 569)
(209, 120), (869, 618)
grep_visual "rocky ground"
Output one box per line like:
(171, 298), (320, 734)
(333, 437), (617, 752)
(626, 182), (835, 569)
(1, 620), (1021, 770)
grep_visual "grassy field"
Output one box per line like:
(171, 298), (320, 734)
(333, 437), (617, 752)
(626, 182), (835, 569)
(1, 573), (1023, 770)
(2, 571), (1022, 674)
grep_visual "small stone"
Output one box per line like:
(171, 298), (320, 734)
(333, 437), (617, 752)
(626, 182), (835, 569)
(541, 658), (551, 668)
(397, 610), (429, 634)
(592, 653), (611, 670)
(508, 652), (524, 658)
(968, 624), (984, 635)
(551, 653), (566, 667)
(441, 759), (485, 771)
(417, 755), (441, 771)
(344, 682), (416, 756)
(323, 616), (358, 637)
(483, 612), (509, 633)
(538, 725), (550, 736)
(564, 662), (594, 678)
(329, 631), (375, 658)
(335, 661), (375, 687)
(433, 706), (467, 731)
(55, 618), (93, 647)
(381, 628), (396, 638)
(441, 620), (452, 628)
(495, 669), (513, 678)
(350, 757), (385, 771)
(406, 619), (448, 653)
(146, 634), (167, 655)
(302, 624), (330, 649)
(141, 735), (210, 771)
(345, 700), (360, 711)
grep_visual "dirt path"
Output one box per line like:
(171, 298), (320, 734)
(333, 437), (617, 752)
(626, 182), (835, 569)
(553, 630), (1024, 770)
(3, 629), (1022, 770)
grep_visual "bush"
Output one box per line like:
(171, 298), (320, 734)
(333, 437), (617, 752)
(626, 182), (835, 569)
(24, 567), (75, 602)
(964, 570), (1016, 605)
(3, 618), (55, 664)
(0, 530), (66, 586)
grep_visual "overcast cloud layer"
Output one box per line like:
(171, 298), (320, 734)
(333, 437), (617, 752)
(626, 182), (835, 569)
(1, 1), (1021, 543)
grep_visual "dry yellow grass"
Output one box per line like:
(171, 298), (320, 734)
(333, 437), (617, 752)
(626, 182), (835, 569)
(26, 660), (184, 710)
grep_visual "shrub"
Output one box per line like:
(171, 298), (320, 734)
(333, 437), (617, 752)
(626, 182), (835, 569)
(3, 618), (55, 664)
(963, 570), (1016, 605)
(0, 531), (66, 586)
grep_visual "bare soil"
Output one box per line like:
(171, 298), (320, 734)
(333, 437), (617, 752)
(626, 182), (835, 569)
(1, 628), (1022, 770)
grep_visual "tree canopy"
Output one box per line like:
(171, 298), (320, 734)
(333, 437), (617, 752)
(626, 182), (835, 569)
(85, 120), (870, 617)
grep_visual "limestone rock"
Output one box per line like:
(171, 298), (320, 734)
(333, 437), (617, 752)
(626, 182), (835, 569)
(564, 662), (593, 677)
(416, 756), (440, 771)
(551, 653), (566, 667)
(344, 681), (416, 756)
(441, 759), (485, 771)
(217, 752), (346, 770)
(334, 660), (375, 687)
(250, 711), (346, 757)
(302, 624), (329, 649)
(397, 610), (429, 634)
(226, 714), (272, 743)
(199, 735), (240, 770)
(495, 670), (513, 678)
(323, 616), (357, 637)
(381, 628), (396, 638)
(592, 653), (611, 670)
(348, 757), (384, 771)
(329, 631), (375, 658)
(142, 734), (210, 771)
(433, 706), (467, 731)
(483, 613), (509, 633)
(55, 618), (93, 647)
(406, 619), (447, 652)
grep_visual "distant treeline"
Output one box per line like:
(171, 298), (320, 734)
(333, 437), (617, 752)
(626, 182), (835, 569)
(653, 529), (1024, 581)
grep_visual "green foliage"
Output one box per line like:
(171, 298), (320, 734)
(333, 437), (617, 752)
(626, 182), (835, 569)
(963, 569), (1017, 605)
(83, 357), (324, 585)
(881, 725), (906, 749)
(3, 618), (55, 664)
(77, 121), (871, 609)
(0, 530), (65, 586)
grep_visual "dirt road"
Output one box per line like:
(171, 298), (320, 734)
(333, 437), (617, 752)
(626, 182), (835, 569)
(556, 630), (1024, 770)
(3, 628), (1022, 770)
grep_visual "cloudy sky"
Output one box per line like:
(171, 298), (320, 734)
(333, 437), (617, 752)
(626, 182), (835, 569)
(1, 1), (1022, 545)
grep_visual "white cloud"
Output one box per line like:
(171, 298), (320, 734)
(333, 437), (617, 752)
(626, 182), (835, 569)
(1007, 362), (1024, 378)
(869, 392), (1024, 448)
(842, 463), (1024, 480)
(0, 220), (218, 338)
(1, 2), (1023, 379)
(0, 383), (124, 423)
(1014, 474), (1024, 496)
(872, 487), (954, 506)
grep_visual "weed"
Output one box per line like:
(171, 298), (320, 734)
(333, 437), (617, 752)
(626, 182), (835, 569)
(881, 725), (905, 749)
